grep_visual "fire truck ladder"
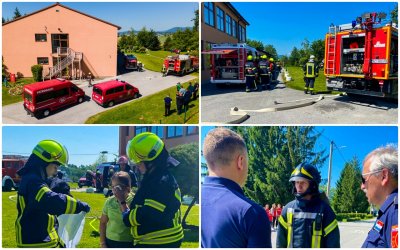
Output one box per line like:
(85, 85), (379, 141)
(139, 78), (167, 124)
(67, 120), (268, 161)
(44, 47), (83, 80)
(326, 25), (338, 75)
(238, 48), (244, 79)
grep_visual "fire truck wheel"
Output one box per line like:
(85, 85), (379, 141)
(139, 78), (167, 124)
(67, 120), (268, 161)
(43, 109), (50, 117)
(108, 101), (115, 107)
(78, 97), (84, 103)
(134, 93), (139, 99)
(3, 180), (13, 192)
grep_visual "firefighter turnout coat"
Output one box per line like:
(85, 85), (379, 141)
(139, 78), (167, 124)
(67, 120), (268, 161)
(123, 167), (183, 247)
(277, 196), (340, 248)
(16, 172), (89, 247)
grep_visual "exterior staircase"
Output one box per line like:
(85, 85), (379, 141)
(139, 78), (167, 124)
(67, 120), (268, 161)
(44, 47), (83, 80)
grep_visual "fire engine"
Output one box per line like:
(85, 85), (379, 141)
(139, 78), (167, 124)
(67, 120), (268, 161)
(162, 54), (199, 76)
(202, 43), (261, 85)
(324, 12), (398, 100)
(2, 158), (27, 191)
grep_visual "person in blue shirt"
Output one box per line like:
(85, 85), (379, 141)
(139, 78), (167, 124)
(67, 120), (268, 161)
(201, 127), (272, 248)
(164, 94), (172, 116)
(361, 145), (398, 248)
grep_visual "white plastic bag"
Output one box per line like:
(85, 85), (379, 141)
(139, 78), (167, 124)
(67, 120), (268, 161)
(57, 212), (86, 248)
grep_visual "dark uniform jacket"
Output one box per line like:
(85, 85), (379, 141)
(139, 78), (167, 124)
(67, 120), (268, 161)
(123, 167), (183, 247)
(258, 60), (270, 76)
(245, 61), (257, 76)
(277, 195), (340, 248)
(201, 177), (272, 248)
(362, 189), (398, 248)
(16, 172), (88, 247)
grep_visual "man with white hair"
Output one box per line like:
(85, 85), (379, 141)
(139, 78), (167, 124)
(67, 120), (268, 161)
(303, 55), (319, 95)
(361, 145), (398, 248)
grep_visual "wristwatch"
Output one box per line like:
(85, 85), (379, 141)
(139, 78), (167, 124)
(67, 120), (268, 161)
(120, 200), (127, 205)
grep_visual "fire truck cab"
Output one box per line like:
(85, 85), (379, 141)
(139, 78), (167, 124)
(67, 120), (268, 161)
(324, 13), (398, 100)
(203, 43), (260, 84)
(2, 158), (26, 191)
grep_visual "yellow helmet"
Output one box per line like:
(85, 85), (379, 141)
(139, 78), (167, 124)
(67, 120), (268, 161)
(261, 55), (267, 59)
(269, 58), (274, 62)
(126, 132), (165, 164)
(247, 55), (253, 61)
(32, 140), (69, 166)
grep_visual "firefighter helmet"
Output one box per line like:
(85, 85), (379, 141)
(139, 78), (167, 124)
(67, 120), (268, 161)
(118, 156), (128, 164)
(32, 140), (69, 166)
(126, 132), (165, 164)
(310, 55), (315, 59)
(247, 55), (253, 61)
(290, 163), (321, 197)
(261, 55), (267, 59)
(269, 58), (274, 62)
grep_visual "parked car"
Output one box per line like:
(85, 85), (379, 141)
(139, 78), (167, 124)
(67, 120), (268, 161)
(92, 79), (140, 107)
(94, 162), (119, 192)
(23, 78), (85, 118)
(124, 54), (143, 71)
(78, 171), (95, 188)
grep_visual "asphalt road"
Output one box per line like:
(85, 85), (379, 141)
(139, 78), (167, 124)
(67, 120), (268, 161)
(3, 70), (196, 124)
(270, 219), (375, 247)
(201, 74), (398, 124)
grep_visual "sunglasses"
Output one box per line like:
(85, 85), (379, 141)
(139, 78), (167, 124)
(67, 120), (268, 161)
(361, 169), (382, 184)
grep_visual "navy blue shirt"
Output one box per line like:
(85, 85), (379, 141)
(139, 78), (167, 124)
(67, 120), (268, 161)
(164, 96), (172, 105)
(362, 189), (398, 248)
(201, 176), (272, 248)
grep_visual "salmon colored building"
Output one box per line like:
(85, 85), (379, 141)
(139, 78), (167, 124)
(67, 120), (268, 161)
(2, 3), (121, 79)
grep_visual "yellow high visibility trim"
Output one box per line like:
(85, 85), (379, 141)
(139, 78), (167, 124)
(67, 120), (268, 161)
(136, 225), (183, 240)
(129, 207), (140, 226)
(324, 219), (338, 236)
(301, 167), (314, 179)
(144, 199), (166, 212)
(278, 215), (288, 230)
(48, 215), (59, 243)
(311, 221), (322, 248)
(287, 212), (293, 248)
(137, 230), (184, 245)
(175, 189), (182, 202)
(35, 186), (51, 202)
(17, 241), (59, 248)
(65, 195), (77, 214)
(16, 195), (25, 245)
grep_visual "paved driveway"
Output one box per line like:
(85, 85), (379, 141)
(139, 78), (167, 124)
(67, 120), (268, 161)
(3, 70), (196, 124)
(201, 74), (398, 124)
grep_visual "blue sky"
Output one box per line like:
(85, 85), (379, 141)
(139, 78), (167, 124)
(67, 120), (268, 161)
(2, 126), (119, 166)
(201, 126), (398, 188)
(231, 2), (397, 55)
(2, 2), (198, 32)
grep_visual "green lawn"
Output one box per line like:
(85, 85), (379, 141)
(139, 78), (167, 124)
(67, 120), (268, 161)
(2, 78), (35, 106)
(283, 66), (329, 93)
(85, 79), (199, 124)
(125, 50), (175, 73)
(2, 190), (198, 248)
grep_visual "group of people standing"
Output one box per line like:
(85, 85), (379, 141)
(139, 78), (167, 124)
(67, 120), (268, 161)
(264, 203), (282, 230)
(201, 127), (398, 248)
(164, 81), (199, 116)
(14, 132), (184, 248)
(245, 55), (281, 92)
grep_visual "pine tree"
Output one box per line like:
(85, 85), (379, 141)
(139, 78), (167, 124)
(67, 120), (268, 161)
(13, 7), (22, 20)
(332, 157), (369, 213)
(232, 126), (328, 206)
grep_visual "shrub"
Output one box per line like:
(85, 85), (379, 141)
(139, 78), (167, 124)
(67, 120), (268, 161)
(16, 72), (24, 79)
(31, 65), (43, 82)
(138, 47), (146, 53)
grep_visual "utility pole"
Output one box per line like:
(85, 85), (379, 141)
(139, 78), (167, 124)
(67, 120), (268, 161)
(327, 141), (334, 198)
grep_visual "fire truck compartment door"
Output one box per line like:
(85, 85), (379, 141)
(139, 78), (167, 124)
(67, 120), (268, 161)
(201, 49), (236, 55)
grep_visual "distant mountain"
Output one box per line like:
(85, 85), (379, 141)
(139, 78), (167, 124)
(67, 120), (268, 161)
(118, 26), (191, 36)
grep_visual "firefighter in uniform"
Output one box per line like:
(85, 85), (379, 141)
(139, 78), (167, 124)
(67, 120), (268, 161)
(259, 55), (271, 90)
(120, 132), (183, 248)
(245, 55), (258, 92)
(269, 58), (275, 82)
(15, 140), (90, 248)
(277, 163), (340, 248)
(361, 145), (398, 248)
(303, 55), (319, 95)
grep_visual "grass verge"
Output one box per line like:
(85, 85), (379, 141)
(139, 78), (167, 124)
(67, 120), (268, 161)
(283, 66), (328, 93)
(2, 78), (35, 106)
(85, 78), (199, 124)
(124, 50), (175, 73)
(2, 190), (198, 248)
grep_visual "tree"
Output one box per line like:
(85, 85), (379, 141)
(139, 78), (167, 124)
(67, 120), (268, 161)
(2, 17), (5, 24)
(192, 9), (199, 31)
(246, 39), (264, 51)
(391, 5), (398, 24)
(232, 126), (328, 206)
(289, 47), (301, 66)
(331, 157), (369, 213)
(169, 143), (199, 227)
(163, 36), (173, 51)
(92, 154), (108, 169)
(13, 7), (22, 20)
(310, 39), (325, 63)
(136, 27), (160, 50)
(264, 44), (278, 60)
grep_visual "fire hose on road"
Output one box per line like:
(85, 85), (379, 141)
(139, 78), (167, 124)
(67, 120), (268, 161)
(228, 94), (341, 124)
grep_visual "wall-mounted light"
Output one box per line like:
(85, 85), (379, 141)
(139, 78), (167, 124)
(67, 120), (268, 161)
(58, 28), (62, 32)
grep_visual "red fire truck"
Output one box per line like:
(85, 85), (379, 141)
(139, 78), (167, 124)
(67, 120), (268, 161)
(324, 12), (398, 100)
(202, 43), (261, 85)
(162, 54), (199, 76)
(2, 158), (27, 191)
